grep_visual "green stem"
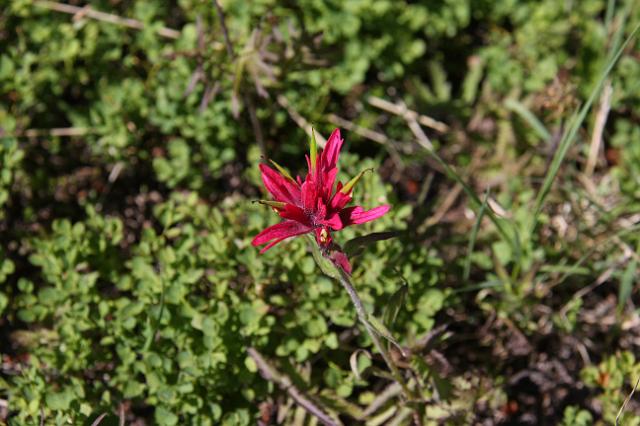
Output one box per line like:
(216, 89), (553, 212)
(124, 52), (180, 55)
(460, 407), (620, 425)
(335, 268), (415, 401)
(305, 235), (417, 399)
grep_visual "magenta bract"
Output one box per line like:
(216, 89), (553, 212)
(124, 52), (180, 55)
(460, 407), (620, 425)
(252, 129), (390, 264)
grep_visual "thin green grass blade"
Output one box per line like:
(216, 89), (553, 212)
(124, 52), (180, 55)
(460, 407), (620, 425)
(607, 8), (628, 62)
(343, 231), (400, 258)
(530, 21), (639, 232)
(619, 237), (640, 313)
(367, 314), (406, 356)
(143, 278), (166, 352)
(382, 283), (408, 329)
(605, 0), (617, 29)
(463, 190), (490, 281)
(452, 279), (504, 294)
(539, 264), (590, 275)
(618, 257), (637, 314)
(556, 222), (640, 287)
(423, 148), (521, 263)
(505, 99), (551, 141)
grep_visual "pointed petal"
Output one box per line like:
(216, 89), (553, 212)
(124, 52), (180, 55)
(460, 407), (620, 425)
(321, 212), (345, 230)
(301, 178), (317, 211)
(278, 204), (311, 226)
(259, 239), (283, 253)
(259, 164), (300, 204)
(320, 128), (343, 171)
(315, 198), (327, 220)
(321, 167), (338, 201)
(340, 205), (390, 226)
(252, 220), (312, 252)
(329, 190), (352, 211)
(259, 234), (301, 253)
(305, 154), (312, 174)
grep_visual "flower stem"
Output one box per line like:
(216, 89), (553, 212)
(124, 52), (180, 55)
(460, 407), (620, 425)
(306, 236), (421, 420)
(335, 268), (416, 402)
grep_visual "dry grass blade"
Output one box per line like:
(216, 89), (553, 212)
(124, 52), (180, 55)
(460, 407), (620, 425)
(277, 94), (327, 148)
(423, 183), (463, 228)
(585, 81), (612, 176)
(326, 113), (408, 174)
(119, 403), (125, 426)
(387, 97), (521, 262)
(361, 383), (402, 419)
(616, 375), (640, 425)
(90, 413), (108, 426)
(530, 21), (640, 232)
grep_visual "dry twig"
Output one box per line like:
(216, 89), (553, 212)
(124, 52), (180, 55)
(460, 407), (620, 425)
(34, 1), (181, 39)
(560, 258), (626, 320)
(360, 382), (402, 418)
(327, 113), (405, 167)
(247, 347), (340, 426)
(327, 114), (398, 147)
(422, 183), (463, 227)
(90, 413), (108, 426)
(367, 96), (448, 133)
(396, 100), (434, 151)
(616, 375), (640, 425)
(6, 127), (96, 138)
(276, 94), (327, 148)
(119, 403), (125, 426)
(211, 0), (267, 158)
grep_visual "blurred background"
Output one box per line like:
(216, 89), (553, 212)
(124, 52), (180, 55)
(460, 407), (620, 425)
(1, 0), (640, 424)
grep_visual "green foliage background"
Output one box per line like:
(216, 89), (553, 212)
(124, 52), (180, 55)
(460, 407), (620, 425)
(1, 0), (640, 424)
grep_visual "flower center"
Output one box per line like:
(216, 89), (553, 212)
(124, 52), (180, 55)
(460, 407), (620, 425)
(319, 228), (329, 244)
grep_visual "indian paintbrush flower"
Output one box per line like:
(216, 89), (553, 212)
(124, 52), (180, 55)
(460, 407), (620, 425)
(252, 128), (390, 273)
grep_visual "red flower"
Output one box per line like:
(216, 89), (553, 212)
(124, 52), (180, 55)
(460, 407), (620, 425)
(252, 129), (390, 271)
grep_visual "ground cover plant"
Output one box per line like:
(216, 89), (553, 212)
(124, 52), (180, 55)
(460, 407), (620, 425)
(2, 0), (640, 424)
